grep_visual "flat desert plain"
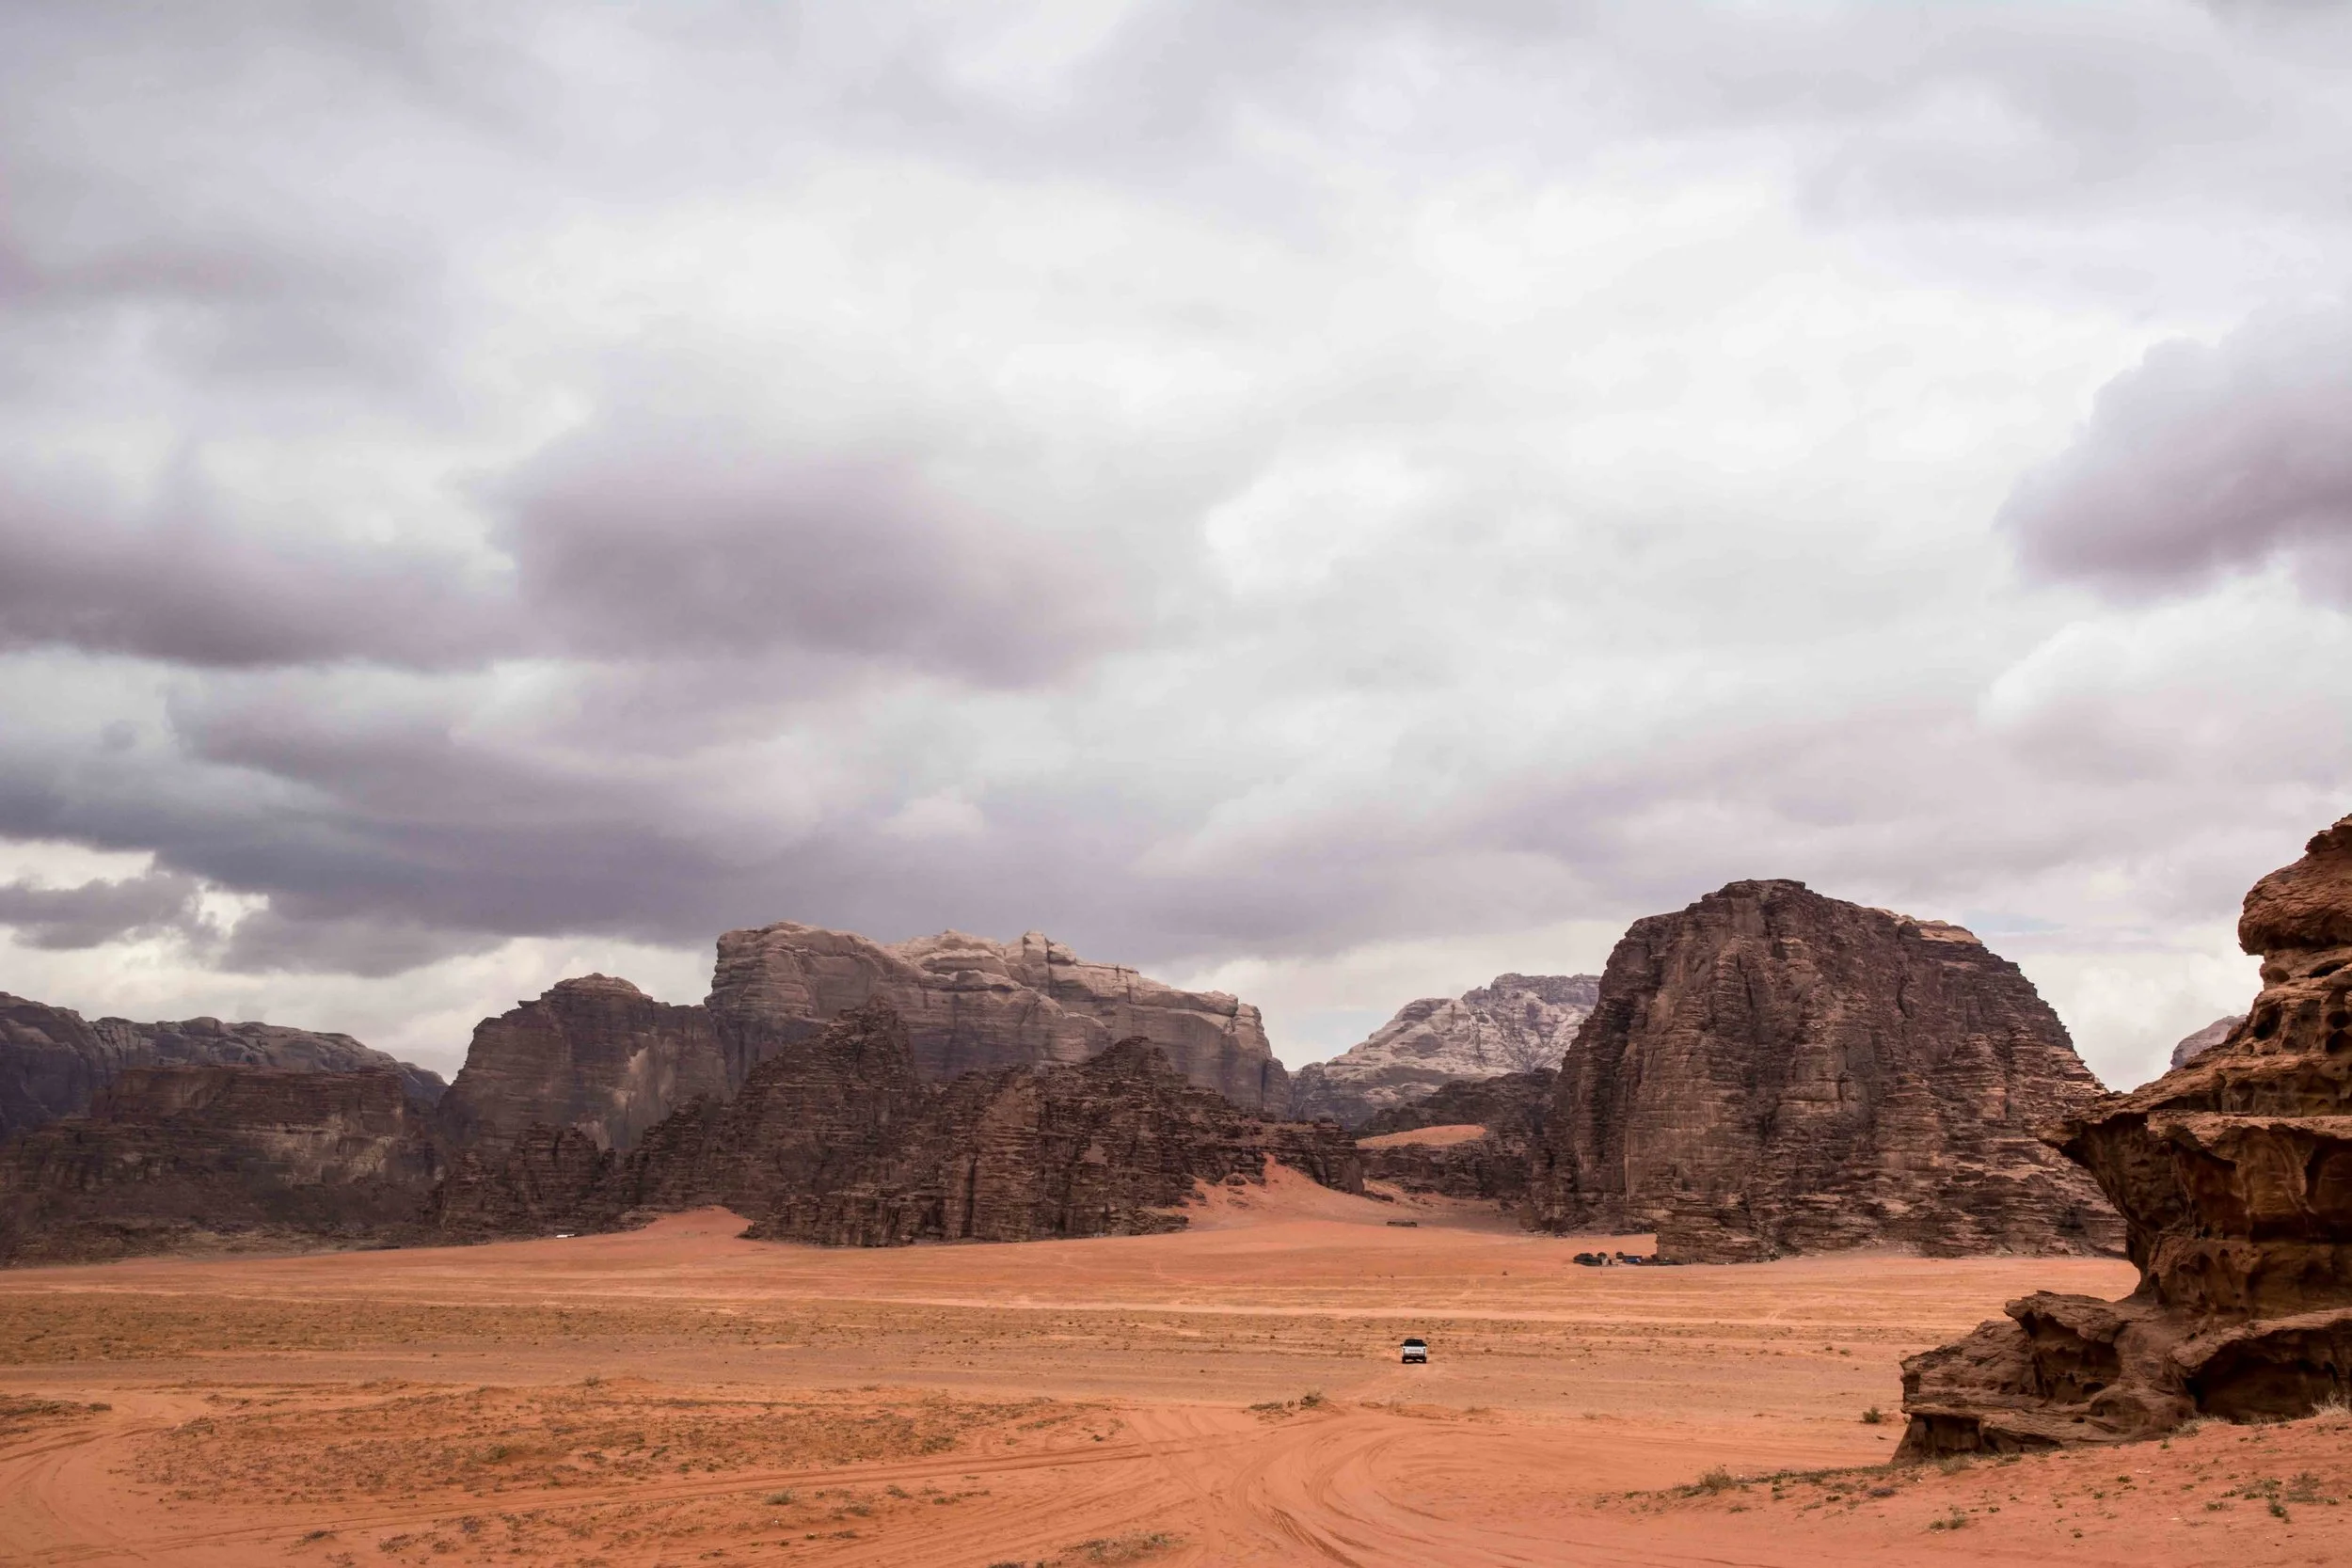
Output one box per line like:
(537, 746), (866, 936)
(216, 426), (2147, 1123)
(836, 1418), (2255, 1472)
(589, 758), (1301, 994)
(4, 1169), (2349, 1567)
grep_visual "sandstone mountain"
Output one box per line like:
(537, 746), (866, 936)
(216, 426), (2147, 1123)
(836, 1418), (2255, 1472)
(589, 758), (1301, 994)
(0, 1066), (439, 1264)
(1900, 813), (2352, 1456)
(437, 1000), (1359, 1245)
(1524, 880), (2121, 1262)
(1288, 974), (1597, 1129)
(705, 923), (1287, 1111)
(2168, 1013), (2242, 1070)
(0, 991), (445, 1140)
(434, 974), (725, 1153)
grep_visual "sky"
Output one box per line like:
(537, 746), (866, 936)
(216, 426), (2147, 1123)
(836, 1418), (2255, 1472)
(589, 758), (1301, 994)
(3, 0), (2348, 1089)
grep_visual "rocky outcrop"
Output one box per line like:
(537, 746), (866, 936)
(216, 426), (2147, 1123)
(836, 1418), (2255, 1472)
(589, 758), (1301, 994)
(1289, 974), (1597, 1129)
(0, 1066), (440, 1263)
(1356, 1069), (1556, 1143)
(1354, 1070), (1556, 1205)
(1899, 814), (2352, 1457)
(434, 975), (724, 1153)
(0, 992), (444, 1140)
(1525, 880), (2121, 1262)
(705, 924), (1288, 1111)
(437, 1001), (1359, 1245)
(2169, 1014), (2242, 1070)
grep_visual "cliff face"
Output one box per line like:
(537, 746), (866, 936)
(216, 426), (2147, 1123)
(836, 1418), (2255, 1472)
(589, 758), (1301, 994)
(1353, 1069), (1556, 1206)
(1899, 814), (2352, 1456)
(705, 923), (1288, 1111)
(1289, 974), (1597, 1129)
(437, 1001), (1359, 1246)
(434, 975), (725, 1153)
(0, 1066), (440, 1263)
(0, 992), (445, 1140)
(1525, 880), (2120, 1262)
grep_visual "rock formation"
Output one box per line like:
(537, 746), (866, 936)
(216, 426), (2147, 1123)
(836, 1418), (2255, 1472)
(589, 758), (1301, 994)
(437, 1001), (1359, 1245)
(705, 923), (1288, 1111)
(1352, 1069), (1556, 1205)
(434, 975), (725, 1153)
(1899, 814), (2352, 1457)
(0, 1066), (440, 1263)
(2169, 1014), (2242, 1070)
(1524, 880), (2122, 1262)
(0, 991), (444, 1141)
(1289, 974), (1597, 1129)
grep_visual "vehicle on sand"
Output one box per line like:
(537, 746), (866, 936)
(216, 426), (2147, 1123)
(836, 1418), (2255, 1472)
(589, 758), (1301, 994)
(1401, 1337), (1427, 1364)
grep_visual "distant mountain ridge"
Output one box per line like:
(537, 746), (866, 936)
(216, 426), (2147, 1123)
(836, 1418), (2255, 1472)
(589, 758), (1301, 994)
(1288, 973), (1598, 1129)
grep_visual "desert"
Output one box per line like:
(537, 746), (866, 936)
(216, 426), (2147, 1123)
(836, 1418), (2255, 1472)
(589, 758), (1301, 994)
(8, 1181), (2352, 1568)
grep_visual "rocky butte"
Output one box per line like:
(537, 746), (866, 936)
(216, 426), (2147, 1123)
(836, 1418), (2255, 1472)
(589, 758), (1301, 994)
(0, 992), (444, 1140)
(1899, 813), (2352, 1455)
(1289, 973), (1597, 1129)
(707, 924), (1288, 1111)
(437, 1000), (1359, 1245)
(0, 1065), (440, 1264)
(434, 974), (725, 1153)
(1525, 879), (2122, 1262)
(1351, 1070), (1556, 1206)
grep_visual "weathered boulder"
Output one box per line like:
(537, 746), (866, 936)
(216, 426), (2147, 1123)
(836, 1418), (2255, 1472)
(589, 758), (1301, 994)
(0, 991), (444, 1140)
(1289, 974), (1596, 1129)
(1899, 814), (2352, 1457)
(706, 923), (1288, 1111)
(0, 1066), (440, 1263)
(437, 1001), (1359, 1246)
(1524, 880), (2121, 1262)
(2169, 1014), (2242, 1070)
(434, 974), (724, 1153)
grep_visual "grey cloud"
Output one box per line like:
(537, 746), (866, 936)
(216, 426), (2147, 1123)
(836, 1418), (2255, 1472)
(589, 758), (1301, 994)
(0, 868), (210, 950)
(2002, 303), (2352, 602)
(500, 420), (1129, 684)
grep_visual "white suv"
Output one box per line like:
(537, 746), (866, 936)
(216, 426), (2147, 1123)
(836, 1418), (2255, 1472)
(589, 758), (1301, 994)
(1400, 1338), (1427, 1364)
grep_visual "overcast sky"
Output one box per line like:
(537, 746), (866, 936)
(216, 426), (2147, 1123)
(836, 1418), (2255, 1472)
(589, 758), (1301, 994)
(4, 1), (2348, 1087)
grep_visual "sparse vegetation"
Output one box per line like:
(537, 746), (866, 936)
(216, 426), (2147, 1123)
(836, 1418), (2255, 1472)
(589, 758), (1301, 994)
(1859, 1406), (1883, 1425)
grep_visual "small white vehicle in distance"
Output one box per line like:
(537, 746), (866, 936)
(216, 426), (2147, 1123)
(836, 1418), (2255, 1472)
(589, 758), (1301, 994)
(1400, 1337), (1427, 1364)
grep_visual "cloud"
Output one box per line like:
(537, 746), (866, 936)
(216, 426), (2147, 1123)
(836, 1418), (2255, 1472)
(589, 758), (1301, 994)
(0, 868), (210, 950)
(2002, 302), (2352, 602)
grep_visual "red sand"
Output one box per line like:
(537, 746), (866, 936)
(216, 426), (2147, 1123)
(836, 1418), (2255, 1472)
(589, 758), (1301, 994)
(1354, 1122), (1489, 1148)
(3, 1168), (2345, 1565)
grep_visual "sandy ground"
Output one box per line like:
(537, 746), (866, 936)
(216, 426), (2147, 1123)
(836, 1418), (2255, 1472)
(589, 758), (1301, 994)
(1354, 1123), (1487, 1148)
(3, 1167), (2347, 1567)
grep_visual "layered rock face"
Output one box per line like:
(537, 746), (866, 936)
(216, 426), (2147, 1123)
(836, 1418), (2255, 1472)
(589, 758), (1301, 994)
(434, 975), (725, 1153)
(1, 992), (444, 1140)
(437, 1001), (1359, 1245)
(0, 1066), (440, 1263)
(1525, 880), (2121, 1262)
(1289, 974), (1597, 1129)
(1899, 815), (2352, 1457)
(1353, 1069), (1556, 1204)
(705, 923), (1288, 1111)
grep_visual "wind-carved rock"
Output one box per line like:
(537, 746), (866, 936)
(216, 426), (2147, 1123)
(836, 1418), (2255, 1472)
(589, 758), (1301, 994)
(434, 975), (725, 1153)
(706, 923), (1288, 1111)
(1899, 814), (2352, 1457)
(1524, 880), (2121, 1262)
(436, 1001), (1359, 1245)
(0, 1066), (440, 1263)
(1289, 974), (1597, 1129)
(0, 992), (445, 1140)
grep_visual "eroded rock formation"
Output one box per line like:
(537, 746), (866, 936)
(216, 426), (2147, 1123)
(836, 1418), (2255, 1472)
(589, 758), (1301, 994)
(1289, 974), (1597, 1129)
(1524, 880), (2121, 1262)
(1353, 1069), (1556, 1205)
(706, 923), (1288, 1111)
(437, 1001), (1359, 1245)
(0, 1066), (440, 1263)
(434, 975), (725, 1153)
(1899, 815), (2352, 1457)
(1, 992), (444, 1140)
